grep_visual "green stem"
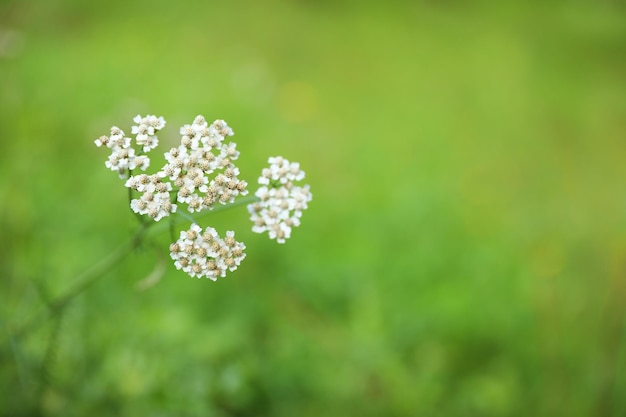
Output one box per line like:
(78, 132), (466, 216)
(4, 223), (150, 342)
(151, 194), (260, 236)
(176, 210), (198, 224)
(2, 194), (257, 342)
(127, 174), (146, 225)
(199, 194), (259, 216)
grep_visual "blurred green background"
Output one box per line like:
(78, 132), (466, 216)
(2, 0), (626, 416)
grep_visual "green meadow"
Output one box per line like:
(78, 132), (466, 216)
(1, 1), (626, 415)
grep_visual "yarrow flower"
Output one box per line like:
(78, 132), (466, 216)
(132, 114), (166, 152)
(95, 114), (312, 280)
(125, 174), (177, 221)
(94, 115), (164, 178)
(247, 156), (312, 243)
(169, 224), (246, 280)
(157, 116), (248, 213)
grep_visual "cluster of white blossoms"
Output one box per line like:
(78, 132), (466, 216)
(247, 156), (312, 243)
(158, 116), (248, 213)
(95, 114), (311, 281)
(94, 116), (165, 178)
(125, 173), (176, 221)
(169, 224), (246, 280)
(132, 114), (166, 152)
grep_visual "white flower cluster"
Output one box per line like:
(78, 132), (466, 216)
(95, 113), (313, 281)
(247, 156), (312, 243)
(169, 224), (246, 280)
(132, 114), (166, 152)
(95, 127), (151, 178)
(125, 174), (177, 221)
(157, 116), (248, 213)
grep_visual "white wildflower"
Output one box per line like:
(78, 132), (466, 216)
(126, 174), (176, 221)
(248, 156), (312, 243)
(160, 115), (247, 213)
(95, 118), (164, 178)
(170, 224), (246, 280)
(132, 114), (166, 152)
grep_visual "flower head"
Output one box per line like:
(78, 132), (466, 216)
(94, 113), (311, 282)
(95, 117), (164, 178)
(125, 174), (177, 221)
(132, 114), (166, 152)
(248, 156), (312, 243)
(158, 116), (248, 213)
(170, 224), (246, 280)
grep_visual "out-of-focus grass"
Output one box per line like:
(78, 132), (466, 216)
(1, 1), (626, 416)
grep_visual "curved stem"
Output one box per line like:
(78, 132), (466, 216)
(198, 194), (259, 216)
(176, 210), (197, 224)
(4, 223), (150, 342)
(127, 173), (146, 225)
(3, 194), (257, 342)
(151, 194), (260, 236)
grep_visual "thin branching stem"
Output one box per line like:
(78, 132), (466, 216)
(2, 194), (258, 343)
(150, 194), (260, 236)
(127, 169), (146, 225)
(197, 194), (259, 216)
(4, 223), (150, 342)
